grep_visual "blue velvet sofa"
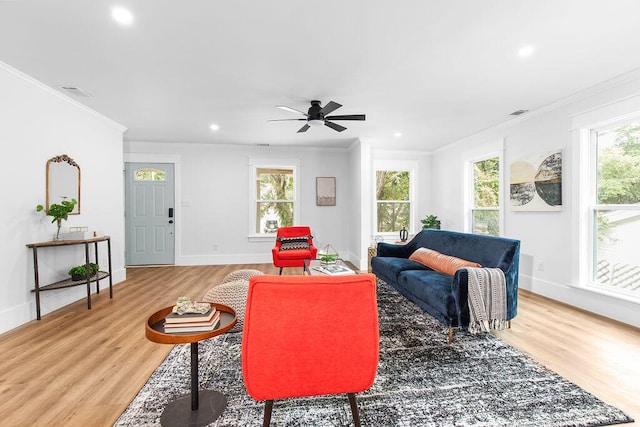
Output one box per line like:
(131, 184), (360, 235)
(371, 229), (520, 339)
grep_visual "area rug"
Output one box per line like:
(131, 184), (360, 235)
(115, 280), (633, 426)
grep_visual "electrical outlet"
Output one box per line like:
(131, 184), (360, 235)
(212, 244), (218, 251)
(537, 261), (545, 271)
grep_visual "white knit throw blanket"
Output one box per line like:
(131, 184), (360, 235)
(465, 267), (508, 334)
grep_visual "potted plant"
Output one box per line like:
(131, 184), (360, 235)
(36, 196), (77, 240)
(68, 263), (99, 281)
(421, 214), (441, 230)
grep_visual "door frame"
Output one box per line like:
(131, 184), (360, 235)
(124, 153), (181, 266)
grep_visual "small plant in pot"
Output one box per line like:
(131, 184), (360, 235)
(421, 214), (441, 230)
(68, 263), (99, 281)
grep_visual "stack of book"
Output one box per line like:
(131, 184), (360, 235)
(164, 306), (220, 333)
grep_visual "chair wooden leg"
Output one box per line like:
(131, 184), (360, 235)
(278, 267), (283, 275)
(448, 326), (454, 344)
(262, 400), (274, 427)
(347, 393), (361, 427)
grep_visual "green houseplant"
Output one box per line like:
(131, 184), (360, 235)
(68, 263), (99, 281)
(421, 214), (441, 230)
(36, 197), (77, 240)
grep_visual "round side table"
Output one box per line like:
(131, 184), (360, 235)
(146, 302), (237, 427)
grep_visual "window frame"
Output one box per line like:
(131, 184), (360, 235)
(373, 160), (417, 238)
(248, 158), (300, 241)
(465, 152), (503, 236)
(585, 120), (640, 299)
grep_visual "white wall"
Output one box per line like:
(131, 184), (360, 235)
(431, 72), (640, 327)
(124, 141), (359, 267)
(0, 62), (126, 334)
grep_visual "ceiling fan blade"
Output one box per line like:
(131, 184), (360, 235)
(324, 114), (366, 121)
(276, 105), (308, 116)
(320, 101), (342, 115)
(267, 118), (307, 122)
(324, 121), (347, 132)
(297, 124), (310, 133)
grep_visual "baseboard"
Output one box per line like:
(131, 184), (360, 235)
(177, 253), (272, 266)
(0, 302), (33, 335)
(519, 274), (640, 328)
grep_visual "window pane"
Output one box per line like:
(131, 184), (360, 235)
(596, 123), (640, 205)
(377, 202), (409, 232)
(257, 201), (293, 233)
(134, 168), (166, 181)
(594, 209), (640, 295)
(472, 210), (499, 236)
(473, 158), (499, 208)
(257, 168), (294, 201)
(376, 171), (409, 201)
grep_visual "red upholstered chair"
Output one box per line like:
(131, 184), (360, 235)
(271, 226), (318, 274)
(242, 274), (379, 427)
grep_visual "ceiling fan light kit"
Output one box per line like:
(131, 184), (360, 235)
(269, 100), (366, 133)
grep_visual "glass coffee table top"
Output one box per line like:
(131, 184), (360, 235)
(304, 259), (357, 276)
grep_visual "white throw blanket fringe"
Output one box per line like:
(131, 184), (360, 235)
(465, 267), (508, 334)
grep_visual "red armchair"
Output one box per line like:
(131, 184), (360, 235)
(271, 226), (318, 274)
(242, 274), (379, 427)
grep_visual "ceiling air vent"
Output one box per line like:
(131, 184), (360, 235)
(510, 109), (529, 116)
(57, 86), (94, 98)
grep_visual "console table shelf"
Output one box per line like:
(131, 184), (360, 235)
(26, 236), (113, 320)
(33, 271), (110, 292)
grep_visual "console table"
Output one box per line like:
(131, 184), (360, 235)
(26, 236), (113, 320)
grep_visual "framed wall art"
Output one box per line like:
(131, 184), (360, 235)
(510, 149), (562, 211)
(316, 177), (336, 206)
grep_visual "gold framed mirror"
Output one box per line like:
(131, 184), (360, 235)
(46, 154), (81, 214)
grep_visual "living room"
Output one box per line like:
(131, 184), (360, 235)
(1, 1), (639, 425)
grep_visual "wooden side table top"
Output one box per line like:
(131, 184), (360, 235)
(146, 302), (237, 345)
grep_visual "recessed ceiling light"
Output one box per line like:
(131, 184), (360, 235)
(394, 132), (402, 138)
(518, 45), (534, 57)
(209, 123), (220, 131)
(112, 7), (134, 25)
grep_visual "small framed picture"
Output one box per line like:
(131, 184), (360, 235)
(316, 177), (336, 206)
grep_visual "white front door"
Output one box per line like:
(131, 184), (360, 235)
(125, 162), (175, 265)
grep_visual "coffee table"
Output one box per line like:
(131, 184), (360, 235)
(304, 258), (357, 275)
(146, 302), (237, 427)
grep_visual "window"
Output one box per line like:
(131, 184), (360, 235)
(134, 168), (166, 181)
(249, 160), (299, 236)
(374, 164), (414, 235)
(469, 156), (501, 236)
(589, 121), (640, 298)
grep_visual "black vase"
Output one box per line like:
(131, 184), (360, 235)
(399, 227), (408, 242)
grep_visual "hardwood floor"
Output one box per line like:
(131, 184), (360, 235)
(0, 264), (637, 426)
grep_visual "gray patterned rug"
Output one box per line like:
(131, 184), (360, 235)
(115, 280), (633, 426)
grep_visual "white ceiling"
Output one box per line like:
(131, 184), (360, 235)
(2, 1), (640, 151)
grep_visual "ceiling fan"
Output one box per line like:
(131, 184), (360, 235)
(268, 100), (366, 133)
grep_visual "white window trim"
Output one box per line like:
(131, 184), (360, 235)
(248, 157), (301, 241)
(463, 149), (504, 236)
(571, 93), (640, 300)
(583, 118), (640, 299)
(372, 159), (418, 239)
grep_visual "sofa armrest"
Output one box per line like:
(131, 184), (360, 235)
(376, 242), (412, 258)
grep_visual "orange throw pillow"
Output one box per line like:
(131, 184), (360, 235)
(409, 247), (481, 275)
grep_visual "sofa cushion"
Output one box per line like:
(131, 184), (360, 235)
(398, 270), (459, 324)
(409, 247), (481, 275)
(371, 256), (431, 283)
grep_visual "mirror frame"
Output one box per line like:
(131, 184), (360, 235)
(46, 154), (81, 215)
